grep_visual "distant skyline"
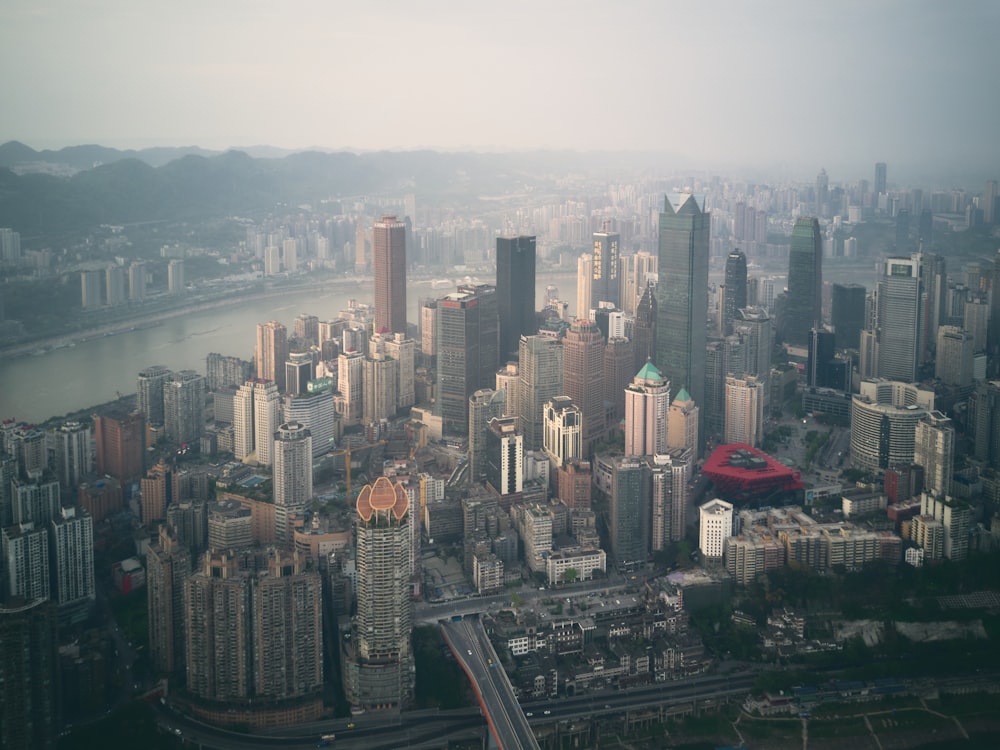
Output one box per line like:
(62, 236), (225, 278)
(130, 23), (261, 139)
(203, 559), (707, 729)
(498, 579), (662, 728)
(2, 1), (998, 182)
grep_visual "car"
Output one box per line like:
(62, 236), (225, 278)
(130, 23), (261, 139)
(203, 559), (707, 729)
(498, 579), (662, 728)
(346, 723), (355, 729)
(543, 709), (551, 715)
(174, 728), (182, 736)
(525, 712), (533, 717)
(467, 649), (473, 655)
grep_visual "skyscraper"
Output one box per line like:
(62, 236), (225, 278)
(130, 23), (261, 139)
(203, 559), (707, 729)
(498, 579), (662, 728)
(373, 215), (407, 335)
(168, 259), (185, 294)
(496, 235), (537, 362)
(914, 411), (954, 498)
(469, 389), (507, 485)
(542, 396), (583, 470)
(624, 361), (671, 457)
(256, 321), (289, 392)
(785, 217), (823, 346)
(485, 417), (523, 497)
(435, 285), (499, 436)
(831, 283), (866, 349)
(605, 456), (649, 571)
(137, 365), (172, 426)
(874, 162), (887, 198)
(667, 388), (699, 457)
(592, 220), (620, 308)
(94, 409), (145, 484)
(163, 370), (204, 445)
(724, 374), (764, 447)
(363, 338), (398, 425)
(49, 506), (96, 622)
(576, 253), (593, 319)
(875, 254), (923, 383)
(47, 421), (92, 492)
(147, 525), (190, 677)
(253, 379), (281, 467)
(632, 283), (657, 374)
(346, 477), (414, 711)
(656, 193), (709, 417)
(0, 598), (59, 750)
(335, 350), (365, 427)
(517, 335), (564, 452)
(563, 319), (606, 452)
(723, 249), (747, 336)
(273, 422), (313, 546)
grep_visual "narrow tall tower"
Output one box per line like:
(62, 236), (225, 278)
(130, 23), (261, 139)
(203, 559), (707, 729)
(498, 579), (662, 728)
(723, 249), (747, 335)
(592, 220), (620, 308)
(624, 361), (671, 457)
(562, 319), (605, 452)
(256, 321), (289, 392)
(373, 215), (407, 335)
(496, 235), (537, 362)
(785, 218), (823, 346)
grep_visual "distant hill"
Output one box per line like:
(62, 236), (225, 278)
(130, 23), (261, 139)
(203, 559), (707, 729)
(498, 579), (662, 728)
(0, 141), (222, 171)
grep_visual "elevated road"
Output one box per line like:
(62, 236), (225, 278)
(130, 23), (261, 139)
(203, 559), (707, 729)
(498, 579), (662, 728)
(440, 616), (541, 750)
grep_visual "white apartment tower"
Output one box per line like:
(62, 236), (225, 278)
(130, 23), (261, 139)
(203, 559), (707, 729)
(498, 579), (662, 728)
(698, 498), (734, 560)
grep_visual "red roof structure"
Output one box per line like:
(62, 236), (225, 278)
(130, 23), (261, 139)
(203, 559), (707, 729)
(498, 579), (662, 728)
(702, 443), (805, 504)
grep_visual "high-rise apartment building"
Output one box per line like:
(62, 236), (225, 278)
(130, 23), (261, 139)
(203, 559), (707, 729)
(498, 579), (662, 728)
(80, 270), (101, 309)
(384, 333), (416, 410)
(283, 387), (338, 458)
(206, 352), (253, 392)
(0, 598), (59, 750)
(592, 220), (620, 308)
(363, 341), (398, 426)
(373, 215), (407, 335)
(624, 361), (670, 457)
(914, 411), (955, 498)
(2, 522), (50, 601)
(232, 380), (256, 460)
(469, 389), (507, 485)
(724, 374), (764, 447)
(850, 379), (934, 471)
(667, 388), (699, 457)
(603, 336), (634, 426)
(273, 422), (313, 546)
(141, 459), (175, 524)
(146, 525), (190, 677)
(94, 409), (145, 484)
(255, 321), (289, 392)
(11, 476), (61, 526)
(785, 218), (823, 345)
(137, 365), (172, 426)
(335, 350), (365, 427)
(563, 319), (605, 452)
(496, 235), (537, 362)
(656, 193), (709, 415)
(969, 380), (1000, 469)
(542, 396), (583, 470)
(168, 259), (185, 294)
(723, 250), (748, 336)
(935, 326), (974, 387)
(517, 335), (564, 452)
(435, 285), (499, 436)
(163, 370), (204, 445)
(129, 261), (146, 301)
(47, 421), (92, 492)
(485, 417), (523, 497)
(253, 379), (281, 467)
(49, 506), (95, 620)
(346, 477), (414, 711)
(105, 265), (126, 306)
(650, 449), (692, 549)
(698, 498), (733, 559)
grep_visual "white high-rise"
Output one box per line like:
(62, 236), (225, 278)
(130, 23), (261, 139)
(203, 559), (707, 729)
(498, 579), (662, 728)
(273, 422), (313, 546)
(724, 374), (764, 447)
(698, 498), (733, 560)
(233, 380), (256, 460)
(253, 380), (280, 467)
(50, 506), (95, 615)
(624, 361), (671, 457)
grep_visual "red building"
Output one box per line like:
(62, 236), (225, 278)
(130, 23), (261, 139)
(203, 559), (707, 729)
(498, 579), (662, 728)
(702, 443), (805, 504)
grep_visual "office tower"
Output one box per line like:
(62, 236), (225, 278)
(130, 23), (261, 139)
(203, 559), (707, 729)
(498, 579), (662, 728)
(723, 250), (748, 336)
(875, 254), (923, 382)
(485, 417), (523, 497)
(141, 460), (174, 523)
(914, 412), (954, 498)
(542, 396), (583, 470)
(496, 235), (537, 362)
(163, 370), (204, 445)
(633, 283), (657, 374)
(874, 162), (887, 198)
(384, 333), (416, 410)
(724, 374), (764, 447)
(576, 253), (593, 319)
(256, 321), (289, 392)
(347, 477), (414, 711)
(435, 285), (499, 436)
(603, 336), (634, 425)
(734, 306), (772, 394)
(2, 522), (50, 600)
(137, 365), (172, 426)
(698, 498), (733, 559)
(373, 215), (407, 335)
(495, 362), (520, 418)
(621, 251), (657, 316)
(624, 361), (670, 457)
(807, 328), (837, 388)
(667, 387), (700, 456)
(656, 193), (709, 414)
(517, 335), (564, 451)
(232, 381), (256, 460)
(815, 168), (829, 216)
(253, 379), (280, 466)
(80, 270), (102, 309)
(335, 350), (365, 427)
(592, 220), (620, 308)
(935, 326), (974, 386)
(785, 218), (823, 345)
(273, 422), (313, 547)
(0, 598), (59, 750)
(469, 389), (507, 485)
(93, 409), (144, 484)
(285, 351), (314, 397)
(105, 265), (126, 306)
(47, 421), (92, 492)
(206, 352), (253, 392)
(147, 525), (191, 677)
(168, 259), (185, 294)
(49, 506), (95, 619)
(969, 380), (1000, 469)
(283, 387), (337, 458)
(563, 319), (605, 452)
(129, 261), (146, 301)
(831, 283), (866, 349)
(850, 379), (934, 471)
(605, 456), (649, 571)
(419, 299), (438, 365)
(703, 340), (727, 438)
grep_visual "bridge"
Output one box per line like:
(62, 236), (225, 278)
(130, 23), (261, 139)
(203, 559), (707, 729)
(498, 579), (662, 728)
(440, 616), (541, 750)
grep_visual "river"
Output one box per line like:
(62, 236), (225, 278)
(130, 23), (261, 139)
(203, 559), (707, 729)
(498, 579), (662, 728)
(0, 275), (578, 424)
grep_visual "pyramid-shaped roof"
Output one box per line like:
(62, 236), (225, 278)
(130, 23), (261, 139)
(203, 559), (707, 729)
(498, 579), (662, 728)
(674, 387), (692, 403)
(635, 360), (664, 382)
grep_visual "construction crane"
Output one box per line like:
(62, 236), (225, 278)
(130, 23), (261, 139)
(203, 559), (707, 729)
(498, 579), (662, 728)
(328, 440), (386, 499)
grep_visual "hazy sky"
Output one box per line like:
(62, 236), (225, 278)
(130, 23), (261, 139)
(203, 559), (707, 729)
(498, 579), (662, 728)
(2, 0), (997, 178)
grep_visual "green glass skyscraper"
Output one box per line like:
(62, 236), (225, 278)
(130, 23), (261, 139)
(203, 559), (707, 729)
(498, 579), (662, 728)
(785, 217), (823, 346)
(655, 193), (709, 422)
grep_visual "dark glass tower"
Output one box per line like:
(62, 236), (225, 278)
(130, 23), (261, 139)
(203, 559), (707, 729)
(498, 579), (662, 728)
(831, 283), (866, 350)
(592, 220), (620, 308)
(723, 249), (747, 335)
(785, 217), (823, 346)
(632, 283), (657, 375)
(655, 194), (709, 414)
(495, 235), (537, 362)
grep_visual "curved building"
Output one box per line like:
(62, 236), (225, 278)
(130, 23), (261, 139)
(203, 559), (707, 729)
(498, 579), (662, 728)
(850, 379), (934, 471)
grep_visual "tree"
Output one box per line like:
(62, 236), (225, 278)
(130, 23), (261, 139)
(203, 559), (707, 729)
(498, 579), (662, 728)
(564, 568), (578, 584)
